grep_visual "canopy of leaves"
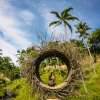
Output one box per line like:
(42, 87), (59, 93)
(0, 55), (20, 80)
(89, 29), (100, 43)
(75, 21), (91, 38)
(89, 29), (100, 51)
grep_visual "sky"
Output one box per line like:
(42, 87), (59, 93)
(0, 0), (100, 65)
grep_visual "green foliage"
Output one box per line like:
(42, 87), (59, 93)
(75, 21), (91, 39)
(7, 78), (41, 100)
(0, 54), (20, 97)
(0, 45), (100, 99)
(39, 56), (68, 85)
(39, 68), (68, 85)
(90, 29), (100, 42)
(89, 28), (100, 50)
(0, 78), (6, 97)
(0, 56), (20, 80)
(4, 61), (100, 100)
(79, 62), (100, 96)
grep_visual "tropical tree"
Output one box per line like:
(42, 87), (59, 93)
(49, 7), (79, 37)
(75, 21), (91, 50)
(75, 21), (91, 41)
(0, 56), (20, 80)
(75, 21), (96, 74)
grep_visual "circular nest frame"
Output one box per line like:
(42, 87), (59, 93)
(26, 44), (82, 99)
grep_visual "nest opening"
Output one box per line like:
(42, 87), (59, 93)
(34, 50), (71, 81)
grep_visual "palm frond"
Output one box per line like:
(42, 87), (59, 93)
(64, 21), (72, 33)
(65, 7), (73, 12)
(51, 11), (61, 18)
(61, 8), (73, 18)
(67, 16), (79, 21)
(85, 25), (91, 30)
(49, 21), (62, 27)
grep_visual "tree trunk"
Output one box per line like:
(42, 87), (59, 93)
(84, 39), (96, 75)
(64, 25), (67, 41)
(87, 45), (96, 74)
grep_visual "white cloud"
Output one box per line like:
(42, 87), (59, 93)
(19, 10), (34, 25)
(0, 0), (33, 64)
(0, 0), (33, 46)
(0, 38), (18, 65)
(0, 0), (12, 12)
(0, 12), (32, 47)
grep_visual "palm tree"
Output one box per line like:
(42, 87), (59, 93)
(75, 21), (91, 41)
(49, 7), (79, 37)
(75, 21), (96, 74)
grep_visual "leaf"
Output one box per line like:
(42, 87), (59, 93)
(51, 11), (61, 18)
(64, 21), (72, 33)
(49, 21), (62, 27)
(64, 7), (73, 12)
(67, 16), (79, 21)
(61, 8), (73, 18)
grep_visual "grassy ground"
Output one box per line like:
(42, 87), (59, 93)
(79, 62), (100, 96)
(6, 78), (41, 100)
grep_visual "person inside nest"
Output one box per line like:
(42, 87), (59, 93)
(48, 72), (56, 87)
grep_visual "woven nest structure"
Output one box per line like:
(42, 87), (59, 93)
(26, 43), (82, 99)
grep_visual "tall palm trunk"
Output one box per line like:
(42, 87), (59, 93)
(87, 44), (96, 74)
(63, 24), (67, 41)
(84, 39), (96, 74)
